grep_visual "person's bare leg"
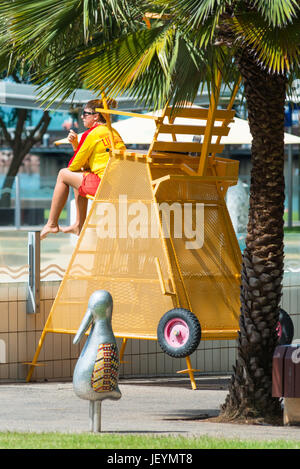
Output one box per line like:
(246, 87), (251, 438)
(61, 188), (88, 235)
(40, 169), (83, 240)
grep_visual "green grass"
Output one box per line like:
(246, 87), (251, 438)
(44, 208), (67, 220)
(0, 432), (300, 449)
(284, 225), (300, 233)
(283, 211), (299, 223)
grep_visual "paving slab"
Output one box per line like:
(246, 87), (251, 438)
(0, 376), (300, 442)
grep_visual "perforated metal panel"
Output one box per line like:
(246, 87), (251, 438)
(154, 174), (241, 336)
(47, 154), (241, 340)
(27, 98), (242, 386)
(48, 157), (176, 338)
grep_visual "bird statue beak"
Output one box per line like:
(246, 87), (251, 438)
(73, 308), (93, 344)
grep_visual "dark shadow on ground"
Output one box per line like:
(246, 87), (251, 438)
(119, 376), (230, 391)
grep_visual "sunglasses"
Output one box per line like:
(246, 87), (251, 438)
(81, 111), (99, 117)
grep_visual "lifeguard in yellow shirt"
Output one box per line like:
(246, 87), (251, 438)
(40, 99), (125, 240)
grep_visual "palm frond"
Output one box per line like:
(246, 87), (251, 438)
(31, 20), (226, 111)
(26, 25), (165, 108)
(228, 12), (300, 73)
(80, 24), (174, 108)
(253, 0), (299, 27)
(0, 0), (144, 59)
(0, 0), (81, 55)
(154, 0), (228, 22)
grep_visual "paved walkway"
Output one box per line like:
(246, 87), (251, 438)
(1, 376), (300, 441)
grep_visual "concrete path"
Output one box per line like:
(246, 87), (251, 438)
(0, 376), (300, 442)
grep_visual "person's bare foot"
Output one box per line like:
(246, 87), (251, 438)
(61, 224), (82, 236)
(40, 224), (60, 240)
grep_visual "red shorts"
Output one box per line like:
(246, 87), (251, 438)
(78, 172), (101, 197)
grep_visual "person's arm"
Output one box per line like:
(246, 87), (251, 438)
(68, 132), (96, 172)
(67, 130), (79, 151)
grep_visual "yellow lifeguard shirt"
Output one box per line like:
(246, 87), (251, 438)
(68, 124), (125, 177)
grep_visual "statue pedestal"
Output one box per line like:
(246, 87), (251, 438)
(89, 401), (102, 432)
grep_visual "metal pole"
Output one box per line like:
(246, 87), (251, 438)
(89, 401), (102, 432)
(27, 231), (40, 314)
(14, 174), (21, 230)
(298, 145), (300, 223)
(287, 137), (293, 229)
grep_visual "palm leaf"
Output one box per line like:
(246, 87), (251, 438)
(253, 0), (299, 27)
(79, 24), (174, 108)
(27, 25), (164, 108)
(0, 0), (82, 56)
(0, 0), (144, 59)
(228, 12), (300, 73)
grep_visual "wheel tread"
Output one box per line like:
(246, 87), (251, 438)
(157, 308), (201, 358)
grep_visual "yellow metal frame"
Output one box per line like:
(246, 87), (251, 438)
(26, 79), (242, 390)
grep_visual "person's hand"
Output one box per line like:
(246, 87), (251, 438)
(67, 129), (78, 150)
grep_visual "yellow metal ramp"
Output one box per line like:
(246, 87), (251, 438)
(27, 79), (242, 388)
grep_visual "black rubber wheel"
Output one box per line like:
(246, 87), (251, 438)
(157, 308), (201, 358)
(277, 308), (294, 345)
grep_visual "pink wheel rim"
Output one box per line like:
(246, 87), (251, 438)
(164, 318), (190, 348)
(276, 321), (282, 338)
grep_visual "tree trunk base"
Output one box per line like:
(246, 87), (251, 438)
(216, 409), (283, 426)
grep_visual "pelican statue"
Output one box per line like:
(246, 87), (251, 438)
(73, 290), (121, 431)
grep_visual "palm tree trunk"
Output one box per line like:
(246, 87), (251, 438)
(220, 50), (287, 423)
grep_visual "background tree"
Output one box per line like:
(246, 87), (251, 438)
(0, 0), (144, 206)
(2, 0), (300, 423)
(0, 71), (51, 207)
(0, 30), (53, 207)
